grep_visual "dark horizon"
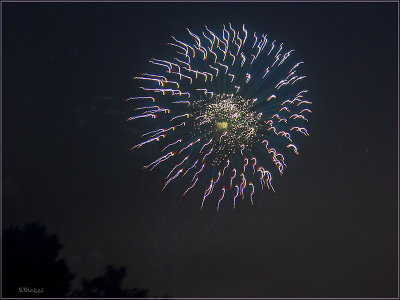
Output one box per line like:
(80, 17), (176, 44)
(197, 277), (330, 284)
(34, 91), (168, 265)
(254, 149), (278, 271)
(2, 2), (398, 298)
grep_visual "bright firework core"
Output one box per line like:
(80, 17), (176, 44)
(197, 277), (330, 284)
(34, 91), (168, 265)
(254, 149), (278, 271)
(194, 94), (261, 166)
(216, 121), (228, 130)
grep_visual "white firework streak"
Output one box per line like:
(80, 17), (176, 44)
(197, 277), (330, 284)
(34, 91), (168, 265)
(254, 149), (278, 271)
(290, 127), (310, 137)
(162, 139), (182, 152)
(242, 157), (248, 173)
(170, 113), (190, 122)
(192, 163), (205, 181)
(217, 187), (226, 211)
(134, 75), (179, 89)
(127, 113), (156, 121)
(287, 144), (299, 155)
(199, 138), (213, 153)
(201, 178), (214, 210)
(178, 138), (201, 154)
(183, 177), (198, 196)
(125, 96), (155, 102)
(162, 169), (183, 191)
(222, 159), (230, 176)
(240, 173), (247, 200)
(171, 100), (191, 106)
(257, 167), (274, 192)
(290, 114), (309, 122)
(135, 105), (161, 111)
(130, 134), (165, 150)
(233, 185), (239, 209)
(211, 171), (221, 194)
(143, 152), (174, 171)
(249, 183), (255, 205)
(166, 155), (189, 180)
(251, 157), (257, 174)
(128, 23), (311, 209)
(142, 126), (174, 138)
(230, 168), (237, 188)
(300, 108), (312, 114)
(202, 147), (213, 163)
(183, 159), (198, 177)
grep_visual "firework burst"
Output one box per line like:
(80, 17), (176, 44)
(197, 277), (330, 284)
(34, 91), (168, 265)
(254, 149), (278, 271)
(127, 23), (311, 210)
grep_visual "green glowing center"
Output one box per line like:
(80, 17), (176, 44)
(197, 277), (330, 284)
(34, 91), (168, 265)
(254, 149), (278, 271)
(216, 121), (229, 130)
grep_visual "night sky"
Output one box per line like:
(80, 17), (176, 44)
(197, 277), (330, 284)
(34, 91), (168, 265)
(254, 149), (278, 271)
(2, 2), (398, 298)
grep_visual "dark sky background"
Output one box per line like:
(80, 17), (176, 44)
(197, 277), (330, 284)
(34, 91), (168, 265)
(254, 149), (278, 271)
(2, 2), (398, 298)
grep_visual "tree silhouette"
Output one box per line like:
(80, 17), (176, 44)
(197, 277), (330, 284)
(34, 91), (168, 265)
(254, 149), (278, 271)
(3, 222), (173, 298)
(72, 265), (149, 298)
(2, 222), (75, 297)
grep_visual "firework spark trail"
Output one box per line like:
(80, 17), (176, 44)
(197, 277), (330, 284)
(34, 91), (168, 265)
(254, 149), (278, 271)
(287, 144), (299, 155)
(142, 126), (175, 138)
(171, 100), (190, 106)
(249, 182), (255, 205)
(243, 157), (248, 173)
(178, 139), (201, 154)
(200, 138), (213, 153)
(230, 168), (237, 188)
(233, 185), (239, 209)
(192, 163), (205, 181)
(143, 152), (174, 171)
(202, 148), (213, 162)
(201, 179), (214, 209)
(240, 173), (247, 200)
(217, 187), (226, 211)
(162, 169), (183, 191)
(222, 159), (230, 175)
(135, 106), (161, 111)
(183, 160), (198, 177)
(251, 157), (257, 174)
(212, 171), (222, 193)
(127, 113), (156, 121)
(171, 113), (191, 122)
(130, 135), (165, 150)
(162, 139), (182, 152)
(128, 23), (312, 210)
(183, 178), (198, 196)
(290, 127), (310, 136)
(125, 96), (155, 102)
(166, 156), (188, 180)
